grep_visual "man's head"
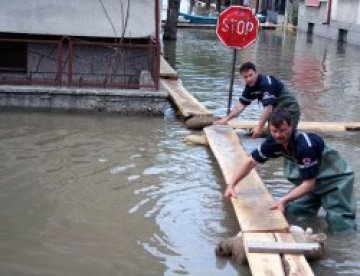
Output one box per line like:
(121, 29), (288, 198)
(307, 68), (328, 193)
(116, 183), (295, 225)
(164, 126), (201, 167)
(269, 109), (293, 145)
(239, 62), (258, 87)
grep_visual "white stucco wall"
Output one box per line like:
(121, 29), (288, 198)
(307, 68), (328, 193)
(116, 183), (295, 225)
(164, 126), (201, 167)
(298, 0), (360, 45)
(0, 0), (156, 38)
(331, 0), (359, 24)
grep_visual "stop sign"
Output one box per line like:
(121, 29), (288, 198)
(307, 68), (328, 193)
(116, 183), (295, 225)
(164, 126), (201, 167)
(216, 6), (259, 49)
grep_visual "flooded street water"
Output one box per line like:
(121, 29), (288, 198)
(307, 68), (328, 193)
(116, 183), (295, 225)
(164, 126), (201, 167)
(0, 29), (360, 275)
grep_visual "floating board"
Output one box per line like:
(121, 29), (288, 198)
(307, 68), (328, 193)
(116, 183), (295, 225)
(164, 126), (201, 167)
(204, 125), (288, 233)
(243, 233), (314, 276)
(161, 79), (212, 118)
(160, 56), (178, 80)
(228, 119), (360, 132)
(243, 233), (286, 276)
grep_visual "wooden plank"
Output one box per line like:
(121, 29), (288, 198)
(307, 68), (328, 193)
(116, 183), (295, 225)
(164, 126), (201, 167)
(161, 79), (212, 118)
(204, 125), (288, 233)
(247, 241), (320, 254)
(228, 119), (360, 132)
(243, 233), (285, 276)
(275, 233), (314, 276)
(160, 56), (178, 80)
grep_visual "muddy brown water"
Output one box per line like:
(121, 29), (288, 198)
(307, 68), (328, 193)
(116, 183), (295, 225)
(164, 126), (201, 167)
(0, 29), (359, 275)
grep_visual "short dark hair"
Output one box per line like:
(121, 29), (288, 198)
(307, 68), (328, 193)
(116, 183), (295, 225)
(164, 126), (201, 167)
(239, 62), (257, 73)
(269, 108), (292, 128)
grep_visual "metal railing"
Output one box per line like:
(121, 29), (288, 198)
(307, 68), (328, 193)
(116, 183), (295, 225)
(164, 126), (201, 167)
(0, 37), (160, 90)
(0, 38), (63, 86)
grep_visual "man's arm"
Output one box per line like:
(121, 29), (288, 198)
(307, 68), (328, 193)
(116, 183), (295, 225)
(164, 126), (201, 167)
(271, 178), (316, 212)
(214, 102), (246, 125)
(224, 156), (258, 198)
(251, 105), (273, 139)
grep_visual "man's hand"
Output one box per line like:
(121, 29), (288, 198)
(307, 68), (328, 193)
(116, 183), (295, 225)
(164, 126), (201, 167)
(271, 179), (316, 212)
(224, 185), (236, 198)
(214, 117), (229, 125)
(270, 199), (286, 212)
(251, 125), (263, 139)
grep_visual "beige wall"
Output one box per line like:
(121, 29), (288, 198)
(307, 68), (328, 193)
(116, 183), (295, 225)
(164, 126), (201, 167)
(0, 0), (156, 38)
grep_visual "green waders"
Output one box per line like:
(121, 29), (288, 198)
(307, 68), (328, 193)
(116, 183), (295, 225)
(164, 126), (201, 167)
(277, 87), (301, 128)
(283, 144), (357, 233)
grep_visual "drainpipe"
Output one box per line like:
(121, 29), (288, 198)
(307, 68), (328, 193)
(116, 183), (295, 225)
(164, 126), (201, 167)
(324, 0), (332, 24)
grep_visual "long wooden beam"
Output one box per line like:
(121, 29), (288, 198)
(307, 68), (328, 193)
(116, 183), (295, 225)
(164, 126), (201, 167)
(275, 233), (315, 276)
(161, 79), (212, 118)
(243, 233), (314, 276)
(204, 125), (288, 232)
(228, 119), (360, 132)
(160, 56), (178, 80)
(243, 233), (285, 276)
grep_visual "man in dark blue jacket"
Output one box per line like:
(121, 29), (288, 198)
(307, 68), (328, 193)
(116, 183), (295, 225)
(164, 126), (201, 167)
(215, 62), (300, 139)
(224, 108), (357, 233)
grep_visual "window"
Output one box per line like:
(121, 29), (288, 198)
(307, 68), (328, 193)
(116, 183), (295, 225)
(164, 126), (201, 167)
(0, 41), (27, 72)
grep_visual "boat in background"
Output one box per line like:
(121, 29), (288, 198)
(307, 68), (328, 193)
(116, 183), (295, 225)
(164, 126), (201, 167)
(178, 12), (217, 25)
(178, 12), (266, 25)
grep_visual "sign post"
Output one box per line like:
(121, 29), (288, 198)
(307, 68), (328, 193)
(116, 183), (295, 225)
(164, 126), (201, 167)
(216, 6), (259, 115)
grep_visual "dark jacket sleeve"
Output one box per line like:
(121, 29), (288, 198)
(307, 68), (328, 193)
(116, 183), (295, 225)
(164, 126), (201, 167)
(251, 138), (279, 163)
(239, 87), (253, 106)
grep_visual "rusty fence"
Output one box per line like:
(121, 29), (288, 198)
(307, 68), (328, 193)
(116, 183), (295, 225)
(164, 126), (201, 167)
(0, 38), (160, 90)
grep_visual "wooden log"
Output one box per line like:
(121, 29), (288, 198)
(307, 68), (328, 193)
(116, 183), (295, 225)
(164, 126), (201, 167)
(227, 119), (360, 132)
(204, 125), (288, 233)
(247, 241), (320, 254)
(161, 79), (212, 118)
(160, 56), (178, 80)
(243, 233), (285, 276)
(275, 233), (314, 276)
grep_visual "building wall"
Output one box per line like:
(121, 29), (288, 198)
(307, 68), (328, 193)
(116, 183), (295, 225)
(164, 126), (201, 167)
(298, 0), (360, 45)
(1, 42), (156, 88)
(331, 0), (360, 24)
(0, 0), (156, 39)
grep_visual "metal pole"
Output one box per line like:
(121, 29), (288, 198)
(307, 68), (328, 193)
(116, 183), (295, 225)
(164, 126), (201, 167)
(154, 0), (160, 90)
(227, 49), (237, 115)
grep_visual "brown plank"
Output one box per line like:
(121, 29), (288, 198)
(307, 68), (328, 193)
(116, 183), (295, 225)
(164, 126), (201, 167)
(161, 79), (212, 118)
(160, 56), (178, 80)
(204, 125), (288, 233)
(228, 119), (360, 132)
(243, 233), (285, 276)
(275, 233), (314, 276)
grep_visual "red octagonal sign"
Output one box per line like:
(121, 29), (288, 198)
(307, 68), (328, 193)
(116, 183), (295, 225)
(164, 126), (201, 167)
(216, 6), (259, 49)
